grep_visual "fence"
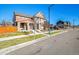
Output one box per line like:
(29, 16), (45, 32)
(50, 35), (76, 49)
(0, 26), (17, 34)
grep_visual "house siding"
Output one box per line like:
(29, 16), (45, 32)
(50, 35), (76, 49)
(13, 12), (49, 32)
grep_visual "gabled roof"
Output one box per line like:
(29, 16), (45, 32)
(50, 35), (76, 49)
(14, 12), (33, 18)
(13, 11), (46, 20)
(34, 11), (45, 19)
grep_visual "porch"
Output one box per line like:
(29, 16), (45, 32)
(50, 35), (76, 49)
(17, 22), (34, 31)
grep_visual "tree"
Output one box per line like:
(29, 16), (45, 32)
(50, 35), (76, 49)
(1, 20), (12, 26)
(56, 20), (71, 29)
(56, 20), (65, 28)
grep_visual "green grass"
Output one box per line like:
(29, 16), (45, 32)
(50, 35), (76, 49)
(50, 31), (61, 35)
(0, 31), (32, 38)
(0, 34), (45, 49)
(47, 30), (62, 35)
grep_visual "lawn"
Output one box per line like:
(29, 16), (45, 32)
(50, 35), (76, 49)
(50, 30), (62, 35)
(47, 30), (62, 35)
(0, 34), (45, 49)
(0, 31), (32, 38)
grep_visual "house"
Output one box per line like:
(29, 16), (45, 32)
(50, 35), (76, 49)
(13, 12), (49, 32)
(0, 24), (2, 26)
(49, 24), (53, 30)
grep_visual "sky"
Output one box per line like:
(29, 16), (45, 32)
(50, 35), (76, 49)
(0, 4), (79, 25)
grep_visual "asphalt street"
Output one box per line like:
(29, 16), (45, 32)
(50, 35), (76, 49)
(7, 29), (79, 55)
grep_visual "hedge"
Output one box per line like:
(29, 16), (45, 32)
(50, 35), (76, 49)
(0, 26), (17, 34)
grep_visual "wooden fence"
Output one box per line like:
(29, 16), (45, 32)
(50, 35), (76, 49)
(0, 26), (17, 34)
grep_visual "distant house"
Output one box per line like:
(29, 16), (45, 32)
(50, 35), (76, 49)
(0, 24), (2, 26)
(49, 24), (53, 30)
(13, 12), (49, 32)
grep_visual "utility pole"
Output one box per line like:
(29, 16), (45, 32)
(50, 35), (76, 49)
(48, 6), (51, 34)
(73, 19), (75, 29)
(48, 4), (54, 35)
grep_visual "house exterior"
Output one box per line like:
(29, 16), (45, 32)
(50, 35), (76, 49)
(13, 12), (49, 32)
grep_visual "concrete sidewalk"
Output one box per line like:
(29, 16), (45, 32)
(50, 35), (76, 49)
(0, 30), (66, 55)
(0, 33), (44, 42)
(0, 30), (61, 42)
(7, 29), (79, 55)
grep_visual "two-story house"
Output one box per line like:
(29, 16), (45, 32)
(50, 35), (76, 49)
(13, 12), (49, 32)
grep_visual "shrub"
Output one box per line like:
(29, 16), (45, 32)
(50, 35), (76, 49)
(0, 26), (17, 34)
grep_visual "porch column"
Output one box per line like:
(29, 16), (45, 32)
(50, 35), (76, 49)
(27, 23), (30, 31)
(17, 22), (21, 31)
(24, 23), (26, 30)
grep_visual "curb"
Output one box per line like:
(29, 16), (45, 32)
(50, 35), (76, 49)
(0, 30), (68, 55)
(0, 33), (44, 42)
(0, 30), (61, 42)
(0, 36), (48, 55)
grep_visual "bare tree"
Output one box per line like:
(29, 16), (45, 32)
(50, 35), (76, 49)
(1, 19), (12, 26)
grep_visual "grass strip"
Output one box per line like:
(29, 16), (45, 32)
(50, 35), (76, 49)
(50, 30), (62, 35)
(0, 31), (32, 38)
(46, 30), (62, 35)
(0, 34), (45, 49)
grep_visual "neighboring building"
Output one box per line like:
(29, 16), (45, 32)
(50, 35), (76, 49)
(49, 24), (53, 30)
(0, 24), (2, 26)
(13, 12), (49, 32)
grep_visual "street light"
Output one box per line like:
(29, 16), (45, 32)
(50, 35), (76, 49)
(48, 4), (54, 35)
(73, 19), (75, 29)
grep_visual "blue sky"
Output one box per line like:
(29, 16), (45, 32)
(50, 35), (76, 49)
(0, 4), (79, 25)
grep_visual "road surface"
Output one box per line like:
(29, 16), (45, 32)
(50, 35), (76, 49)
(7, 29), (79, 55)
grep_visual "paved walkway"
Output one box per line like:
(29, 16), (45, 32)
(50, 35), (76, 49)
(0, 33), (44, 42)
(0, 30), (61, 42)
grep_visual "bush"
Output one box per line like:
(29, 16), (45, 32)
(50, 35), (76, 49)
(0, 26), (17, 34)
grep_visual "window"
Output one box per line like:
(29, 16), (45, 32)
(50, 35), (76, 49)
(29, 23), (34, 30)
(37, 24), (39, 29)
